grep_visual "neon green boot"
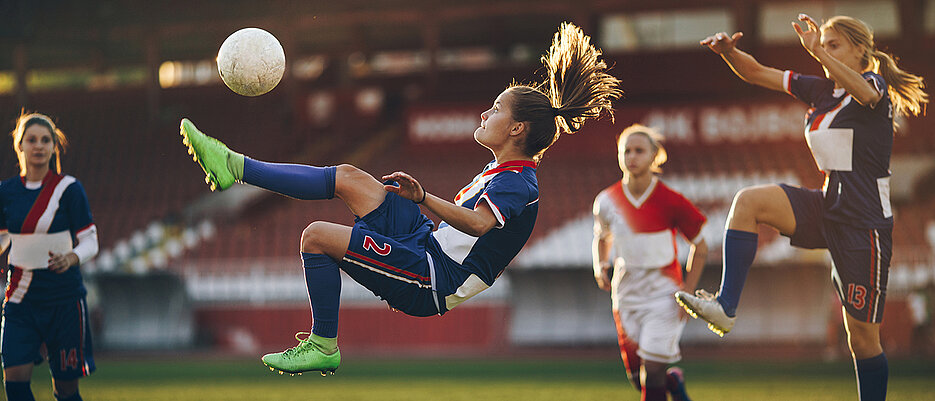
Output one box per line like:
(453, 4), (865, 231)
(179, 118), (243, 191)
(261, 332), (341, 376)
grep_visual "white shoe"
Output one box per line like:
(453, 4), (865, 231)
(675, 289), (736, 337)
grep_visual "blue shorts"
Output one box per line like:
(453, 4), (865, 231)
(1, 298), (95, 380)
(339, 190), (445, 317)
(780, 184), (890, 323)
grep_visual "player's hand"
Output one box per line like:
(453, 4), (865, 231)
(700, 31), (743, 55)
(594, 264), (612, 292)
(382, 171), (426, 203)
(48, 251), (78, 273)
(793, 14), (822, 58)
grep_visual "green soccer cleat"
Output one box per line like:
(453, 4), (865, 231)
(261, 332), (341, 376)
(179, 118), (243, 191)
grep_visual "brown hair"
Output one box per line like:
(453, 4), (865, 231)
(509, 22), (623, 162)
(617, 124), (667, 173)
(11, 112), (68, 176)
(821, 16), (928, 118)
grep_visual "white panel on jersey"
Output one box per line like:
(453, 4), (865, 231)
(805, 128), (854, 172)
(445, 273), (489, 310)
(877, 176), (893, 218)
(614, 230), (676, 269)
(8, 231), (73, 270)
(433, 224), (478, 264)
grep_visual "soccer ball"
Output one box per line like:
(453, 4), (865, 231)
(216, 28), (285, 97)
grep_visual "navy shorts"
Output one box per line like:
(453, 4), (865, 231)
(1, 298), (95, 380)
(780, 184), (890, 323)
(338, 190), (444, 317)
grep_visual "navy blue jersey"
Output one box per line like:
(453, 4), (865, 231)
(430, 160), (538, 309)
(1, 172), (94, 304)
(782, 70), (894, 229)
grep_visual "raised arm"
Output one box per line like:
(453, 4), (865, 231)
(383, 171), (498, 237)
(793, 14), (882, 107)
(702, 32), (785, 92)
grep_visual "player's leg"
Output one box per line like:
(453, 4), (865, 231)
(261, 222), (350, 375)
(830, 225), (890, 401)
(179, 119), (387, 217)
(51, 378), (80, 401)
(640, 360), (668, 401)
(665, 366), (691, 401)
(677, 184), (797, 335)
(3, 364), (35, 401)
(844, 313), (887, 401)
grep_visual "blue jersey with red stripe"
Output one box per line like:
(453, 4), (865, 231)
(429, 160), (538, 309)
(1, 171), (94, 304)
(783, 70), (894, 229)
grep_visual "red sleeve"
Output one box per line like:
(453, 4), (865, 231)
(670, 189), (706, 243)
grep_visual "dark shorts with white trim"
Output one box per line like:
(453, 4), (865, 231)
(780, 184), (891, 324)
(1, 297), (96, 380)
(338, 189), (448, 317)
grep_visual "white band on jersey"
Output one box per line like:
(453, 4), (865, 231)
(8, 231), (73, 270)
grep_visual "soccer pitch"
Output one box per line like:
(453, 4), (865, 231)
(22, 356), (935, 400)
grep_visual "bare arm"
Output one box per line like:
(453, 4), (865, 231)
(383, 171), (497, 237)
(793, 14), (882, 107)
(592, 232), (613, 292)
(680, 238), (708, 293)
(702, 32), (785, 92)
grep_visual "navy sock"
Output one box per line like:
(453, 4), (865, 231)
(716, 229), (758, 317)
(855, 353), (888, 401)
(242, 158), (336, 200)
(4, 381), (35, 401)
(55, 390), (82, 401)
(302, 252), (341, 338)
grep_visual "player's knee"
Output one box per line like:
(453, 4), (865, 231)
(300, 222), (328, 253)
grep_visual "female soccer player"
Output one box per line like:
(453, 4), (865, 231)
(180, 22), (622, 375)
(1, 113), (99, 401)
(593, 124), (707, 401)
(675, 14), (928, 401)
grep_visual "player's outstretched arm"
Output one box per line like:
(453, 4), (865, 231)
(702, 32), (784, 92)
(383, 171), (498, 237)
(793, 14), (882, 107)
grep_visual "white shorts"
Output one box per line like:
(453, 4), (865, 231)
(613, 296), (686, 364)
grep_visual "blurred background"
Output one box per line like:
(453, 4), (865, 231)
(0, 0), (933, 365)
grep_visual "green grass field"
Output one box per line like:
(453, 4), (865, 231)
(21, 356), (935, 401)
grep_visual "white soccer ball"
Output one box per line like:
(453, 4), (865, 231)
(216, 28), (285, 97)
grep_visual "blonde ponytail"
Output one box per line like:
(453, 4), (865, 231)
(872, 49), (928, 118)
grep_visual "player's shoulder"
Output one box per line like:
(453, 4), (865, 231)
(654, 179), (692, 203)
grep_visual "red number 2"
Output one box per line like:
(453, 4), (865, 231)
(363, 235), (391, 256)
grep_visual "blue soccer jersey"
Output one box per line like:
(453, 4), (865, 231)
(429, 160), (538, 311)
(1, 171), (95, 304)
(782, 70), (894, 229)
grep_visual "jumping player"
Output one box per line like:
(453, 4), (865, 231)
(179, 22), (622, 375)
(675, 14), (928, 400)
(1, 113), (99, 401)
(593, 124), (706, 401)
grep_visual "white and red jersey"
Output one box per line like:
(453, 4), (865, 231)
(593, 176), (706, 308)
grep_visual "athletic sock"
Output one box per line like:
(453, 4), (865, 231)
(242, 158), (336, 200)
(641, 386), (666, 401)
(302, 252), (341, 342)
(855, 352), (888, 401)
(55, 390), (82, 401)
(4, 381), (35, 401)
(716, 229), (758, 317)
(666, 368), (691, 401)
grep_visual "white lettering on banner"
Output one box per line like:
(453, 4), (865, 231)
(697, 103), (805, 143)
(642, 110), (693, 143)
(409, 112), (479, 142)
